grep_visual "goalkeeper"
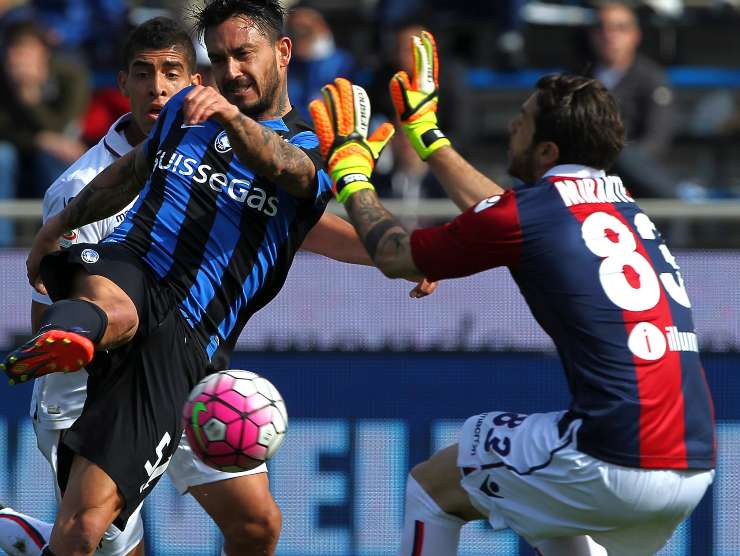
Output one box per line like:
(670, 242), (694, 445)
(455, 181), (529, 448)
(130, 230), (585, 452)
(309, 31), (714, 556)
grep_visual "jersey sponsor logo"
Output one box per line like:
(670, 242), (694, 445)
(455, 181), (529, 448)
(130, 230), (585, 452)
(628, 322), (699, 360)
(153, 149), (279, 216)
(474, 195), (501, 213)
(81, 249), (99, 263)
(554, 176), (634, 207)
(214, 131), (231, 153)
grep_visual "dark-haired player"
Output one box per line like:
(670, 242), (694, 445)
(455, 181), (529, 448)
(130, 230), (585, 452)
(309, 31), (715, 555)
(7, 4), (431, 555)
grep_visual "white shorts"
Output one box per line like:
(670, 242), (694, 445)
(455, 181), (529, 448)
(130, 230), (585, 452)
(34, 423), (144, 556)
(167, 431), (267, 495)
(457, 410), (714, 556)
(35, 424), (267, 554)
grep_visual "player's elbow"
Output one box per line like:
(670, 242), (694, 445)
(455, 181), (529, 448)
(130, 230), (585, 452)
(376, 257), (420, 281)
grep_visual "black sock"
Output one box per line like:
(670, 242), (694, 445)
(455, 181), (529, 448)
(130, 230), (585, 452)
(38, 299), (108, 344)
(41, 547), (57, 556)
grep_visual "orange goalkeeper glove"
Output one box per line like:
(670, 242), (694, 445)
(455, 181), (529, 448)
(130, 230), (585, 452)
(390, 30), (451, 161)
(309, 77), (395, 204)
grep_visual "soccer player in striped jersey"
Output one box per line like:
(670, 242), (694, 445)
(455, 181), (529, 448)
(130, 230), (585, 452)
(309, 31), (715, 555)
(6, 3), (433, 555)
(0, 14), (424, 556)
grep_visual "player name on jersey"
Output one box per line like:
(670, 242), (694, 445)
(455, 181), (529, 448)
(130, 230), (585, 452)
(553, 176), (634, 207)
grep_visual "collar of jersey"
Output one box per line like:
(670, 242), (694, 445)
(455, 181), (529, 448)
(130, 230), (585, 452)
(105, 112), (136, 157)
(258, 117), (289, 133)
(543, 164), (607, 179)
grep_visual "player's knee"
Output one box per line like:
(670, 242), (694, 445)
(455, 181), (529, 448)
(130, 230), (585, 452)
(222, 499), (282, 550)
(53, 511), (109, 554)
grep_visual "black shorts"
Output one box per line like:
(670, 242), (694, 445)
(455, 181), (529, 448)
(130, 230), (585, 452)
(41, 243), (209, 528)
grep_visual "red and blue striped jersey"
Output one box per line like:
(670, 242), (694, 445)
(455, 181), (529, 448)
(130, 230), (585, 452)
(410, 165), (715, 470)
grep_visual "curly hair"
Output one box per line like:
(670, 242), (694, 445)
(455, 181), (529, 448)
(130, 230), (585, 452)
(534, 74), (625, 170)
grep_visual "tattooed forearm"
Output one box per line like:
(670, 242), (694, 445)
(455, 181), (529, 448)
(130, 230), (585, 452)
(57, 147), (146, 231)
(225, 112), (315, 197)
(344, 190), (423, 280)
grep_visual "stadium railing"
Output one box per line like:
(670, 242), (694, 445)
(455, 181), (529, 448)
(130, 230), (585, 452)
(2, 198), (740, 221)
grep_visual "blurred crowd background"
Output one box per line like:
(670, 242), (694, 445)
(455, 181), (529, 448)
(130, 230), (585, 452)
(1, 0), (740, 247)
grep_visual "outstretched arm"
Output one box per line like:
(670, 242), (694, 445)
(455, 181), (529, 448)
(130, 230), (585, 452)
(26, 144), (149, 292)
(301, 212), (373, 265)
(343, 190), (422, 281)
(47, 144), (147, 235)
(390, 31), (503, 211)
(427, 146), (504, 211)
(182, 85), (316, 198)
(302, 211), (437, 297)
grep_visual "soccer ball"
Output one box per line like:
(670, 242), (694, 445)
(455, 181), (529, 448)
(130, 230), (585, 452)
(183, 370), (288, 472)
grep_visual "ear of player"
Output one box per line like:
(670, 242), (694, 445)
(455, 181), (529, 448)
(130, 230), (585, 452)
(309, 78), (394, 204)
(390, 30), (451, 161)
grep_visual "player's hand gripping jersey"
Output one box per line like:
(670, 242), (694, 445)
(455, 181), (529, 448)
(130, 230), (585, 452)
(104, 87), (333, 362)
(411, 165), (715, 470)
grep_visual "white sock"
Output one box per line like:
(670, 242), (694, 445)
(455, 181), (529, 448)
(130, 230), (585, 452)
(397, 475), (465, 556)
(535, 536), (608, 556)
(0, 507), (53, 556)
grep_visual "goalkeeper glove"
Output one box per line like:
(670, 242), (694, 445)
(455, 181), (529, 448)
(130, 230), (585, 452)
(390, 30), (451, 160)
(309, 77), (395, 204)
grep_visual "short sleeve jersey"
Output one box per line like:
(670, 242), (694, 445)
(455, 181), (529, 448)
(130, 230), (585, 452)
(411, 165), (715, 470)
(105, 87), (333, 364)
(31, 113), (136, 429)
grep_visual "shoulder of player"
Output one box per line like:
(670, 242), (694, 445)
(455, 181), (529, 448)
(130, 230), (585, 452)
(102, 112), (136, 158)
(45, 144), (111, 199)
(279, 108), (319, 148)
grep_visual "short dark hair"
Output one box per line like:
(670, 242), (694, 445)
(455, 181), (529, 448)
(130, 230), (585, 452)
(193, 0), (286, 42)
(122, 17), (197, 74)
(534, 74), (624, 170)
(2, 20), (48, 50)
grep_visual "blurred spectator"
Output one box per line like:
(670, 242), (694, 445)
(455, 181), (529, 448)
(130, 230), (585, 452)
(376, 0), (528, 69)
(0, 0), (31, 32)
(31, 0), (128, 64)
(0, 21), (89, 210)
(286, 5), (359, 119)
(586, 2), (677, 197)
(80, 86), (130, 145)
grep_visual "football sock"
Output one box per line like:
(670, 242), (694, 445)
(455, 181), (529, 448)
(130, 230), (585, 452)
(0, 507), (52, 556)
(535, 536), (608, 556)
(397, 475), (464, 556)
(38, 299), (108, 344)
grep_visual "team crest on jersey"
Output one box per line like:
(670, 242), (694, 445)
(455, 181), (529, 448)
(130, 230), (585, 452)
(214, 131), (231, 153)
(81, 249), (99, 264)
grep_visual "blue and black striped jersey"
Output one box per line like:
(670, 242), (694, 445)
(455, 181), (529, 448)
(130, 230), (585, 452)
(105, 86), (333, 363)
